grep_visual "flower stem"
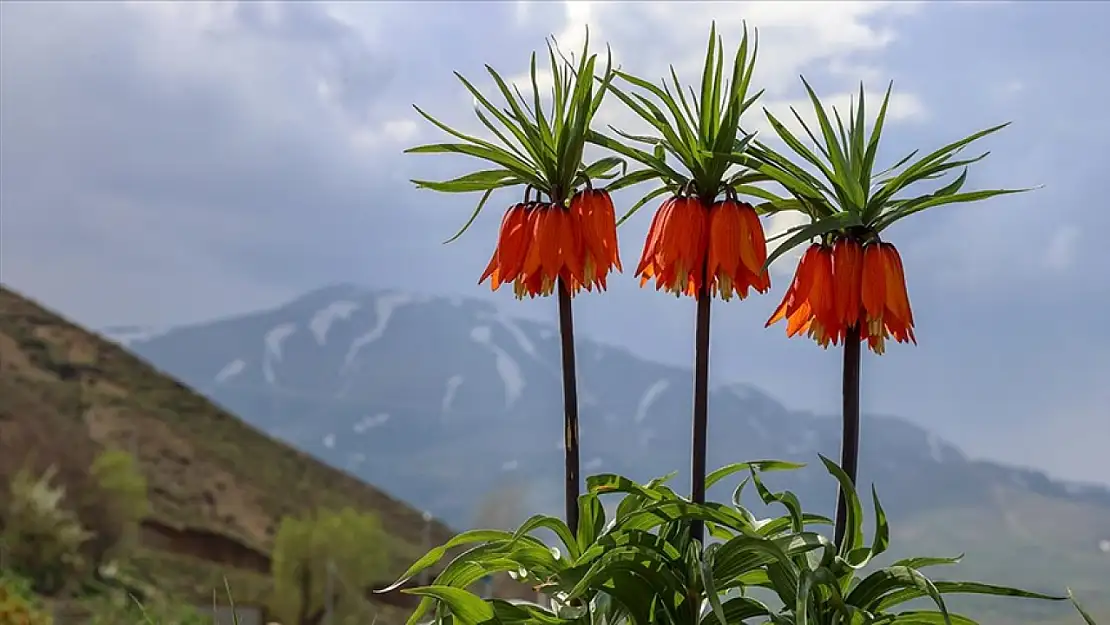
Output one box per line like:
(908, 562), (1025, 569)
(556, 276), (581, 535)
(834, 324), (862, 548)
(690, 291), (712, 545)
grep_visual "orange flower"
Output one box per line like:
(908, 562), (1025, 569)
(861, 242), (916, 354)
(636, 196), (769, 298)
(706, 199), (771, 301)
(570, 188), (622, 290)
(766, 239), (916, 354)
(479, 191), (621, 299)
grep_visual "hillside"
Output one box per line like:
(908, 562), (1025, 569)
(115, 282), (1110, 624)
(0, 284), (466, 614)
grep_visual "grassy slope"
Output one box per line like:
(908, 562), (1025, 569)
(0, 284), (455, 607)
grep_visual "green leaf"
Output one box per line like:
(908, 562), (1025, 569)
(617, 185), (672, 226)
(576, 493), (607, 552)
(403, 586), (495, 625)
(1069, 588), (1100, 625)
(489, 599), (568, 625)
(819, 455), (865, 559)
(590, 22), (763, 204)
(762, 212), (861, 271)
(887, 611), (979, 625)
(848, 566), (952, 620)
(382, 529), (518, 592)
(705, 460), (806, 490)
(891, 555), (964, 570)
(697, 596), (773, 625)
(701, 543), (730, 625)
(442, 187), (496, 245)
(412, 169), (522, 194)
(872, 187), (1035, 233)
(512, 514), (580, 561)
(587, 474), (666, 501)
(870, 578), (1064, 613)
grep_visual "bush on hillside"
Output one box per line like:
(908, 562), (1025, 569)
(81, 449), (150, 567)
(0, 571), (53, 625)
(270, 508), (391, 625)
(0, 466), (91, 596)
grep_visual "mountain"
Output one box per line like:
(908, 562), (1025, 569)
(116, 283), (1110, 623)
(0, 284), (477, 618)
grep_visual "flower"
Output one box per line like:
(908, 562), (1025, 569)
(707, 199), (771, 301)
(570, 188), (622, 290)
(636, 196), (769, 299)
(765, 238), (915, 354)
(479, 191), (621, 299)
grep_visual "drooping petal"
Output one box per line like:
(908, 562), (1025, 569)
(832, 239), (863, 331)
(880, 243), (916, 346)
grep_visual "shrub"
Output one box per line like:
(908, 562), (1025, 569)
(0, 571), (52, 625)
(82, 449), (150, 567)
(270, 508), (391, 625)
(0, 466), (91, 595)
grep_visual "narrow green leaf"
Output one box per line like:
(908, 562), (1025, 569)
(442, 187), (496, 245)
(819, 455), (865, 559)
(706, 460), (806, 490)
(1069, 588), (1100, 625)
(382, 529), (518, 592)
(762, 212), (861, 271)
(873, 187), (1035, 233)
(402, 586), (495, 625)
(412, 169), (521, 194)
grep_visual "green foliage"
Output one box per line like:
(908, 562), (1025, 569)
(744, 80), (1034, 269)
(388, 458), (1067, 625)
(589, 22), (780, 221)
(85, 449), (150, 565)
(270, 508), (392, 625)
(0, 466), (92, 595)
(77, 591), (209, 625)
(0, 570), (52, 625)
(406, 28), (623, 241)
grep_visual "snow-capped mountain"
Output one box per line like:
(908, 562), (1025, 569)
(117, 283), (1110, 518)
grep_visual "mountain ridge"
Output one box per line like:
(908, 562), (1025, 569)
(115, 283), (1110, 516)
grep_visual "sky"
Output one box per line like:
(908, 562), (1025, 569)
(2, 1), (1108, 486)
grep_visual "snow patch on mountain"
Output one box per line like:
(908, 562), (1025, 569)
(470, 325), (524, 408)
(354, 413), (390, 433)
(635, 379), (670, 424)
(214, 359), (246, 384)
(309, 300), (360, 345)
(263, 323), (296, 384)
(101, 324), (171, 346)
(494, 313), (537, 358)
(344, 293), (413, 368)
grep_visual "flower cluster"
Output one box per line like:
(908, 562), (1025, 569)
(479, 189), (621, 299)
(766, 239), (915, 354)
(635, 195), (770, 300)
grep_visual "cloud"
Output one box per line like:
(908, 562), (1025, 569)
(1044, 225), (1080, 272)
